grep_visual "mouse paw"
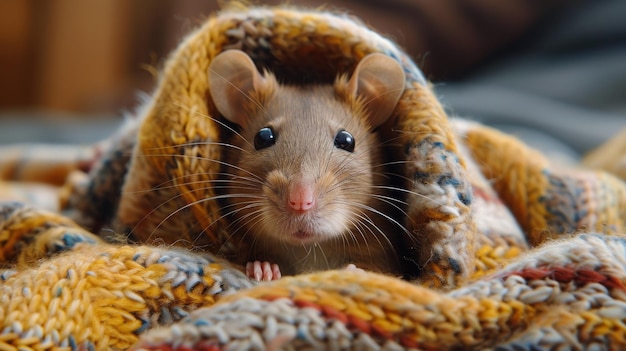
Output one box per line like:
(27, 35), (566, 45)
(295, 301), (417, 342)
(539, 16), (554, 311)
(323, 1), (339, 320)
(246, 261), (282, 281)
(344, 263), (366, 273)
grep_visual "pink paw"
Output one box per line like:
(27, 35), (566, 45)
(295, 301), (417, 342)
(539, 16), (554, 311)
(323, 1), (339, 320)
(246, 261), (282, 281)
(345, 264), (365, 273)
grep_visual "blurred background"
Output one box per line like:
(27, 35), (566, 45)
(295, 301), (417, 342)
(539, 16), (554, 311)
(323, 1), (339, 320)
(0, 0), (624, 160)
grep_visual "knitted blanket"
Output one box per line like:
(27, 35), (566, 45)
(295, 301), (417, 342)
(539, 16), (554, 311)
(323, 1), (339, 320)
(2, 5), (626, 350)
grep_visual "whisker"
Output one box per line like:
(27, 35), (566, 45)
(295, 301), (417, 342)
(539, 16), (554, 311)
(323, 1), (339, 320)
(340, 201), (413, 237)
(209, 200), (268, 254)
(223, 202), (267, 234)
(126, 185), (209, 241)
(313, 242), (330, 270)
(131, 153), (264, 183)
(371, 184), (446, 207)
(337, 227), (351, 259)
(194, 197), (270, 244)
(368, 194), (410, 212)
(379, 134), (412, 146)
(345, 217), (372, 259)
(373, 160), (418, 168)
(352, 210), (395, 252)
(145, 140), (249, 154)
(173, 102), (245, 138)
(125, 175), (260, 195)
(226, 210), (267, 261)
(213, 208), (263, 258)
(138, 187), (263, 244)
(283, 242), (311, 271)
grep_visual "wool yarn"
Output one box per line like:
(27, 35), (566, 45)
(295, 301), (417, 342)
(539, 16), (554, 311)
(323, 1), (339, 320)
(1, 5), (626, 350)
(66, 5), (476, 288)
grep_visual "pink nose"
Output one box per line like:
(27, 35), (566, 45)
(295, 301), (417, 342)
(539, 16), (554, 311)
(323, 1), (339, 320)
(288, 183), (315, 212)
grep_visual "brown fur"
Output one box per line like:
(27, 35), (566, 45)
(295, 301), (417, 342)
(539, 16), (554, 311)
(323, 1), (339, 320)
(209, 50), (406, 276)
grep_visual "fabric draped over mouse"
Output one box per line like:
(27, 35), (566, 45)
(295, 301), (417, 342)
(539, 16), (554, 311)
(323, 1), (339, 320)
(1, 4), (626, 350)
(68, 5), (477, 288)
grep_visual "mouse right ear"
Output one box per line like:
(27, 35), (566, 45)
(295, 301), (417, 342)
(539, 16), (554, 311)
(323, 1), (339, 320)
(208, 50), (266, 126)
(347, 53), (405, 128)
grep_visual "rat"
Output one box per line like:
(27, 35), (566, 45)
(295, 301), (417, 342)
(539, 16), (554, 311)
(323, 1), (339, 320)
(208, 49), (406, 281)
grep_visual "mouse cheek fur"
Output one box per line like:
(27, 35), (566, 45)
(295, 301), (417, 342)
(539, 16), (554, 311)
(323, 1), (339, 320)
(258, 169), (358, 243)
(262, 169), (289, 211)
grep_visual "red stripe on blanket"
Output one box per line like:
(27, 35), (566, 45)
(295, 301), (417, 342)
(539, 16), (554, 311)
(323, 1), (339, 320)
(502, 266), (626, 292)
(292, 298), (420, 348)
(472, 185), (503, 204)
(134, 295), (434, 350)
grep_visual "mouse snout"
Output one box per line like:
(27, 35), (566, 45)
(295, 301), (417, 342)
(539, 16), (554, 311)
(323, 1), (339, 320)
(287, 182), (316, 213)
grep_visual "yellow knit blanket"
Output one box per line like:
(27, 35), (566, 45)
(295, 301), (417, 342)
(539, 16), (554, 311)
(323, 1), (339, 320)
(2, 5), (626, 350)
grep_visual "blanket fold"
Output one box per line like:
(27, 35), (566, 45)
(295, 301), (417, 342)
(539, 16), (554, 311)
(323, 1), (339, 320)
(1, 4), (626, 350)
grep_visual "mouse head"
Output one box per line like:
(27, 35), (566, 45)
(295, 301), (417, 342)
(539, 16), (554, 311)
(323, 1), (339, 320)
(208, 49), (405, 130)
(208, 50), (405, 246)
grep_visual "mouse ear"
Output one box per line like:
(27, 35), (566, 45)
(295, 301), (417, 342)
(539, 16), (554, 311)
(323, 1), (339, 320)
(208, 50), (265, 126)
(347, 53), (405, 128)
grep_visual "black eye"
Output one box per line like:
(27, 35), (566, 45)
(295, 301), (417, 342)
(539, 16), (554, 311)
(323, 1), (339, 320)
(254, 127), (276, 150)
(334, 129), (355, 152)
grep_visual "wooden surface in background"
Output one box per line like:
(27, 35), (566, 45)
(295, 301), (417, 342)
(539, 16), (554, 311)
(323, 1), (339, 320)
(0, 0), (528, 116)
(0, 0), (220, 115)
(0, 1), (35, 108)
(0, 0), (425, 116)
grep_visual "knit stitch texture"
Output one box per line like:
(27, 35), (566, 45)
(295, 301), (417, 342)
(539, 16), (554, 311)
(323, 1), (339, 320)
(1, 5), (626, 350)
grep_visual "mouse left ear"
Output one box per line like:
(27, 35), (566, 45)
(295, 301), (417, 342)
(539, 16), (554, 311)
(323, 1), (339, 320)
(347, 53), (405, 128)
(208, 49), (267, 127)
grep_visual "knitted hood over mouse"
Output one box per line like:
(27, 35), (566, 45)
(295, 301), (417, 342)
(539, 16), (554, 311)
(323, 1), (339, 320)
(1, 4), (626, 351)
(78, 5), (478, 288)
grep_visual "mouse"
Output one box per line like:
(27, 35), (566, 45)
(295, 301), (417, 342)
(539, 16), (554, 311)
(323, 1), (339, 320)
(208, 49), (406, 281)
